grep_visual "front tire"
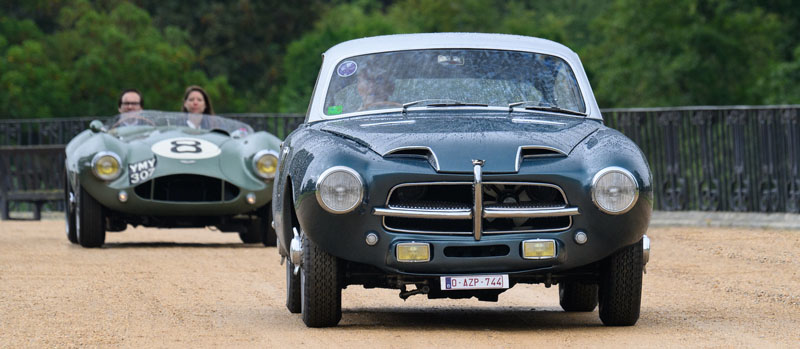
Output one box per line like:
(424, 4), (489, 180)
(239, 204), (277, 246)
(300, 237), (341, 327)
(64, 172), (77, 244)
(559, 281), (598, 312)
(286, 259), (301, 313)
(238, 228), (262, 244)
(599, 239), (643, 326)
(76, 184), (106, 248)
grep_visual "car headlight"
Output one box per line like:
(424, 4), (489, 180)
(91, 151), (122, 181)
(252, 150), (279, 179)
(591, 167), (638, 214)
(316, 166), (364, 214)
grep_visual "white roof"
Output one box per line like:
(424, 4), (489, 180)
(308, 33), (602, 121)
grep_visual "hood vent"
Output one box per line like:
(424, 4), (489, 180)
(518, 146), (566, 158)
(384, 146), (440, 171)
(515, 146), (567, 172)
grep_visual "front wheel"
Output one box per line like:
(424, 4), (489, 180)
(300, 237), (342, 327)
(64, 172), (77, 244)
(76, 184), (106, 248)
(286, 259), (301, 313)
(598, 239), (643, 326)
(239, 204), (277, 246)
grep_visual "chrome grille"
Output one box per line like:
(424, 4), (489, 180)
(134, 174), (240, 202)
(374, 181), (577, 236)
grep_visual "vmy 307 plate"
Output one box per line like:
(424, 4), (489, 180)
(441, 274), (509, 290)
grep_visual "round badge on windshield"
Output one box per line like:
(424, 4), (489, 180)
(337, 60), (358, 77)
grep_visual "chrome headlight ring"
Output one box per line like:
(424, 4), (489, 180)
(315, 166), (364, 214)
(91, 151), (123, 181)
(591, 166), (639, 215)
(252, 150), (279, 180)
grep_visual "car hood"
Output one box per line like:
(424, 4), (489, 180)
(317, 114), (600, 173)
(113, 128), (239, 180)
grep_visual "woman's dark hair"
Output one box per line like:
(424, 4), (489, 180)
(181, 85), (214, 114)
(118, 89), (143, 108)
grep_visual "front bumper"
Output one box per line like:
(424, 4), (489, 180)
(79, 171), (272, 216)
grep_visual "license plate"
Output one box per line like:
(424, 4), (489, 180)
(440, 274), (509, 290)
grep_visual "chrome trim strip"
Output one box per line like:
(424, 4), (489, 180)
(511, 118), (567, 125)
(373, 207), (472, 219)
(472, 159), (484, 241)
(383, 146), (440, 172)
(515, 145), (567, 172)
(483, 206), (579, 218)
(360, 120), (416, 127)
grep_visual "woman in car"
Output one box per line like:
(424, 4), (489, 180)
(182, 85), (215, 129)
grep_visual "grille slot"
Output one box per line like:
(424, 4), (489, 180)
(133, 174), (239, 202)
(381, 182), (572, 234)
(443, 245), (510, 258)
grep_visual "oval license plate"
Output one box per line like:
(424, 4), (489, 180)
(440, 275), (509, 290)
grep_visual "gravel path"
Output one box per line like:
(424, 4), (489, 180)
(0, 221), (797, 347)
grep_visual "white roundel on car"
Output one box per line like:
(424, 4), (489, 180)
(151, 137), (221, 160)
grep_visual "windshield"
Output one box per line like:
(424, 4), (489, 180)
(323, 49), (585, 116)
(106, 110), (254, 135)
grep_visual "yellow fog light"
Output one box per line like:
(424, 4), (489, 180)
(396, 243), (430, 262)
(522, 239), (556, 259)
(252, 150), (279, 179)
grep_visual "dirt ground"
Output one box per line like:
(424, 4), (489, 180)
(0, 220), (798, 348)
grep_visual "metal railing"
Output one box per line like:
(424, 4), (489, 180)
(0, 113), (305, 146)
(2, 106), (800, 214)
(604, 105), (800, 212)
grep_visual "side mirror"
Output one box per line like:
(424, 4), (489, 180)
(89, 120), (104, 133)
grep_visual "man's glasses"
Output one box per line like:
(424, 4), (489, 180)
(121, 102), (141, 106)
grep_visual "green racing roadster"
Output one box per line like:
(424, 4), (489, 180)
(64, 111), (281, 247)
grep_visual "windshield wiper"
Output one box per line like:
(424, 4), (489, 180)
(402, 99), (489, 114)
(508, 101), (586, 116)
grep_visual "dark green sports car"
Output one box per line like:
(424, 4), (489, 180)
(274, 33), (652, 327)
(64, 111), (281, 247)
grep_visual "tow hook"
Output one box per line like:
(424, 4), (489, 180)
(399, 284), (430, 300)
(290, 227), (303, 275)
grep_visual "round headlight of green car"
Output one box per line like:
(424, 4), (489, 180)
(591, 167), (638, 215)
(91, 151), (122, 181)
(252, 150), (279, 179)
(316, 166), (364, 214)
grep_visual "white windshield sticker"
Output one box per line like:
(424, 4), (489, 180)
(151, 137), (221, 160)
(337, 60), (358, 77)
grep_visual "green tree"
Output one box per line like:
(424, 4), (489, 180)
(279, 2), (398, 113)
(584, 0), (784, 108)
(0, 0), (232, 118)
(135, 0), (331, 112)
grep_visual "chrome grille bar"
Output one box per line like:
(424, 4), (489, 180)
(372, 207), (471, 219)
(472, 159), (484, 240)
(483, 206), (579, 218)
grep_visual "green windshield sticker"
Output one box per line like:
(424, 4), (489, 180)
(327, 105), (343, 115)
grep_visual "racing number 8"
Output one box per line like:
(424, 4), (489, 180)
(170, 140), (202, 153)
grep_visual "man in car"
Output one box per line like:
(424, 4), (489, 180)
(118, 89), (143, 113)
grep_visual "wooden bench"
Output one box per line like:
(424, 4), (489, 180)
(0, 145), (65, 220)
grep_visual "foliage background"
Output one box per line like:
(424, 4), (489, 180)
(1, 0), (799, 118)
